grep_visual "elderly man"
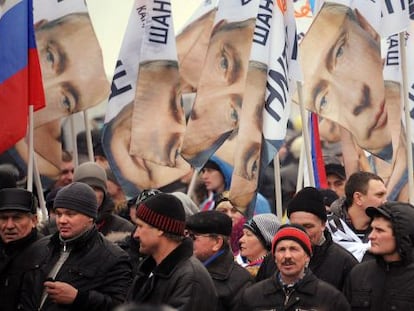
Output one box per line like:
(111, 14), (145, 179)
(237, 224), (351, 311)
(186, 210), (252, 311)
(19, 182), (132, 310)
(344, 202), (414, 310)
(0, 188), (42, 311)
(127, 193), (217, 310)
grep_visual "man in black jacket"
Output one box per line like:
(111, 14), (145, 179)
(127, 193), (217, 310)
(0, 188), (42, 311)
(287, 187), (357, 290)
(18, 182), (132, 310)
(73, 161), (134, 235)
(186, 210), (253, 311)
(237, 224), (350, 311)
(344, 202), (414, 310)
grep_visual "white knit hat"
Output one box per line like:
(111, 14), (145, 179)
(244, 213), (281, 251)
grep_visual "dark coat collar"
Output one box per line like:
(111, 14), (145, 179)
(139, 237), (193, 278)
(262, 270), (319, 297)
(205, 248), (234, 280)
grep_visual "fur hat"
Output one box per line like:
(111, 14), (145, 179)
(0, 188), (36, 214)
(53, 182), (98, 219)
(272, 224), (312, 256)
(136, 193), (186, 236)
(287, 187), (327, 222)
(244, 213), (281, 251)
(73, 162), (107, 193)
(186, 211), (232, 236)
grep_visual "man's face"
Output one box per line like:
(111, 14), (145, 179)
(200, 168), (225, 192)
(189, 232), (219, 262)
(274, 240), (309, 283)
(92, 187), (105, 208)
(34, 14), (109, 127)
(181, 19), (255, 160)
(106, 103), (191, 192)
(360, 179), (387, 209)
(130, 61), (186, 167)
(55, 161), (74, 188)
(368, 217), (399, 261)
(239, 228), (266, 261)
(300, 5), (389, 153)
(133, 218), (161, 255)
(55, 208), (93, 239)
(0, 211), (37, 243)
(327, 174), (345, 197)
(289, 212), (325, 246)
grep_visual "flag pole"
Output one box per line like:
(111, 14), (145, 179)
(297, 81), (315, 187)
(27, 106), (34, 192)
(83, 110), (95, 162)
(70, 114), (79, 167)
(399, 31), (414, 204)
(273, 154), (283, 222)
(27, 105), (47, 221)
(296, 136), (305, 191)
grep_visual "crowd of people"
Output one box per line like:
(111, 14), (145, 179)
(1, 143), (414, 311)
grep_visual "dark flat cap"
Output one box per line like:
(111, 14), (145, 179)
(186, 211), (232, 236)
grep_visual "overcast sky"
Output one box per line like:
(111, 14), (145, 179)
(87, 0), (202, 77)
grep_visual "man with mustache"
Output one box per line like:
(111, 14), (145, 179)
(237, 224), (351, 311)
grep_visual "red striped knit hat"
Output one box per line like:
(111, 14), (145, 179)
(272, 224), (313, 257)
(136, 193), (186, 236)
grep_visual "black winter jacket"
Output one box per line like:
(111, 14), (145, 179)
(310, 230), (358, 290)
(237, 270), (351, 311)
(205, 248), (253, 311)
(18, 227), (132, 311)
(97, 196), (135, 236)
(0, 229), (43, 311)
(343, 202), (414, 310)
(127, 238), (217, 311)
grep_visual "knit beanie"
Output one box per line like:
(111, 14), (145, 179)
(272, 224), (312, 257)
(244, 213), (281, 251)
(136, 193), (186, 236)
(53, 182), (98, 219)
(171, 192), (199, 218)
(73, 162), (107, 193)
(287, 187), (327, 222)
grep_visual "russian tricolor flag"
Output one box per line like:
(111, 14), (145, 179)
(0, 0), (45, 153)
(310, 112), (327, 189)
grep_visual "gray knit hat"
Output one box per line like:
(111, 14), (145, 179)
(244, 213), (281, 251)
(54, 182), (98, 219)
(73, 162), (107, 193)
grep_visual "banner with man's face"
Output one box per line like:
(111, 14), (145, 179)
(300, 1), (411, 201)
(102, 0), (191, 197)
(11, 0), (109, 179)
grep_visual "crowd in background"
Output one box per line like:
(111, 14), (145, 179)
(0, 125), (414, 311)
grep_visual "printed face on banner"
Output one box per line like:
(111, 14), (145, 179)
(130, 60), (186, 167)
(300, 3), (391, 157)
(33, 13), (110, 127)
(12, 1), (110, 179)
(181, 17), (256, 164)
(103, 102), (191, 196)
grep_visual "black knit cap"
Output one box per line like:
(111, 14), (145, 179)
(136, 193), (186, 236)
(54, 182), (98, 219)
(186, 211), (232, 236)
(0, 188), (36, 214)
(287, 187), (327, 222)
